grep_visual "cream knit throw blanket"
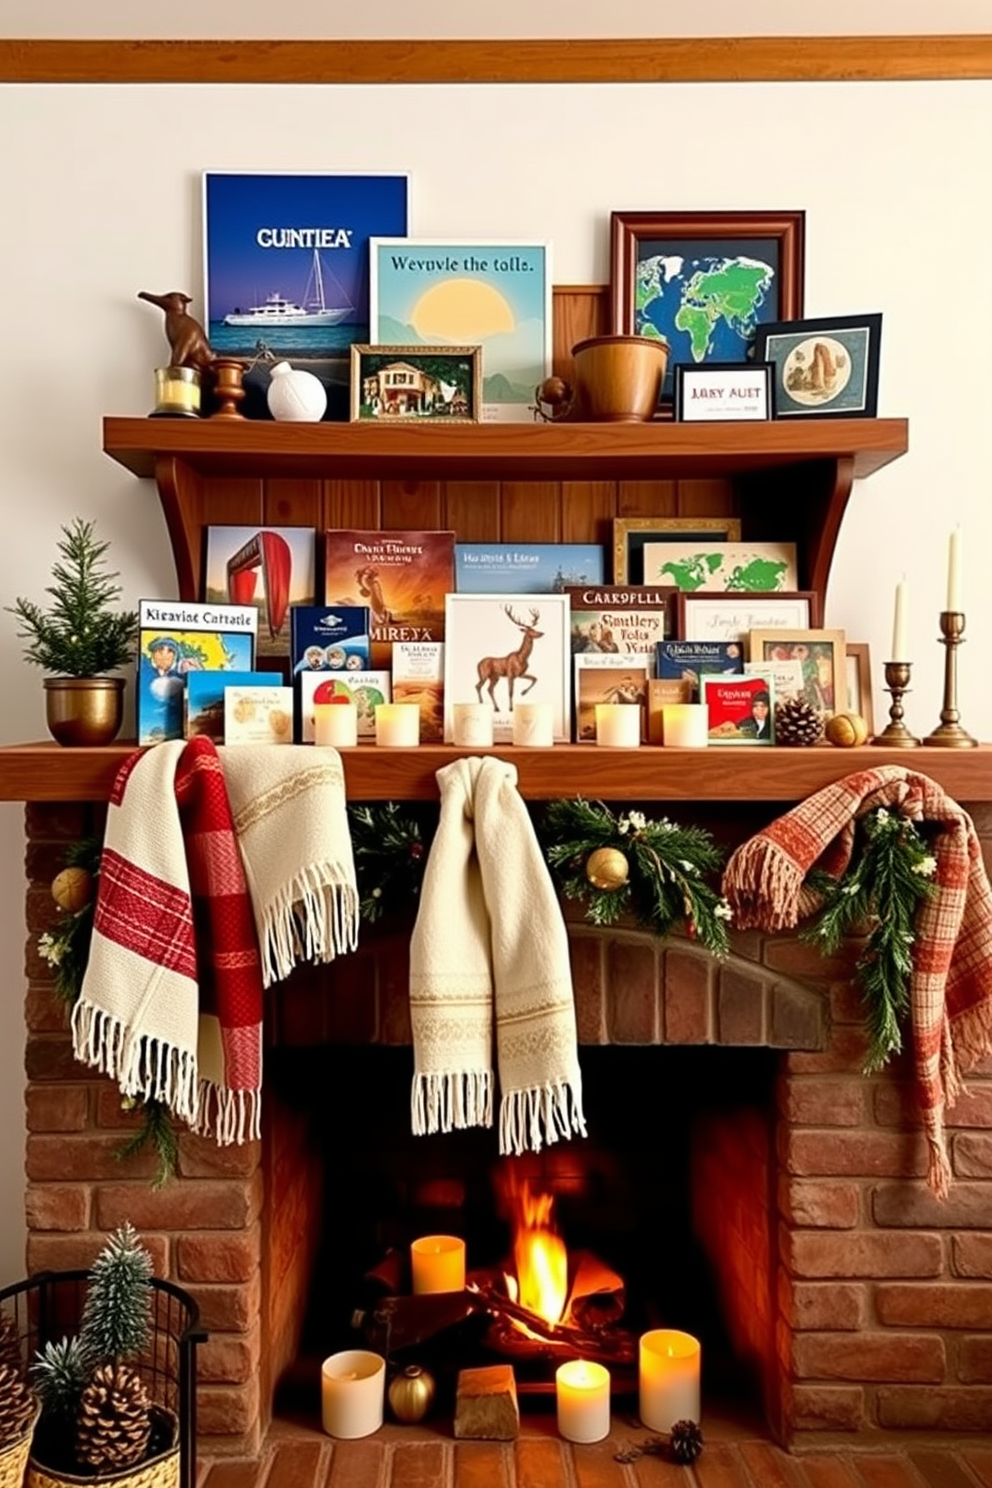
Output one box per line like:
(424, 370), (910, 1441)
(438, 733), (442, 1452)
(410, 756), (587, 1155)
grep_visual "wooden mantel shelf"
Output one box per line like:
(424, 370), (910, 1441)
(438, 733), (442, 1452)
(103, 416), (908, 484)
(1, 741), (989, 805)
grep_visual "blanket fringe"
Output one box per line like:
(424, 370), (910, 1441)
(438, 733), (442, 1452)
(71, 1000), (199, 1126)
(499, 1081), (588, 1157)
(412, 1070), (493, 1136)
(925, 1130), (953, 1201)
(258, 865), (359, 987)
(195, 1081), (261, 1146)
(722, 836), (807, 931)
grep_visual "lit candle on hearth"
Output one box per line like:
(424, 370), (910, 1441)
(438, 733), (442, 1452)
(639, 1329), (701, 1433)
(891, 577), (909, 663)
(946, 526), (963, 611)
(374, 702), (420, 747)
(555, 1359), (611, 1443)
(595, 703), (641, 748)
(410, 1234), (466, 1294)
(321, 1349), (386, 1438)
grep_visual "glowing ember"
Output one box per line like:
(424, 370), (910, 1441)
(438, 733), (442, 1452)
(511, 1184), (568, 1327)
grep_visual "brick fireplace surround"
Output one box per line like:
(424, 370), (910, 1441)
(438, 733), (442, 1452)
(19, 797), (992, 1481)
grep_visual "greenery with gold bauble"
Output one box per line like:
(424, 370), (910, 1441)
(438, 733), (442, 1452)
(7, 518), (138, 677)
(539, 799), (732, 954)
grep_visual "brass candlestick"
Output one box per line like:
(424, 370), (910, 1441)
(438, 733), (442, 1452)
(924, 611), (978, 747)
(871, 661), (921, 747)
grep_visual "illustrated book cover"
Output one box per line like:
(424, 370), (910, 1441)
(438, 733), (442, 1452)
(443, 593), (571, 744)
(299, 669), (392, 742)
(656, 640), (745, 701)
(136, 599), (258, 746)
(565, 585), (673, 664)
(641, 541), (798, 593)
(646, 677), (694, 743)
(324, 529), (455, 669)
(391, 641), (445, 743)
(455, 544), (605, 594)
(573, 653), (650, 743)
(204, 525), (317, 660)
(186, 669), (270, 743)
(224, 685), (295, 746)
(700, 673), (776, 745)
(290, 604), (371, 673)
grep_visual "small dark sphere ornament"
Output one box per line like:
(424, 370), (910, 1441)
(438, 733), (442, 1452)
(533, 375), (575, 422)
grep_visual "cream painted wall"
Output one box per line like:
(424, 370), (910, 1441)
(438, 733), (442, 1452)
(0, 69), (990, 1283)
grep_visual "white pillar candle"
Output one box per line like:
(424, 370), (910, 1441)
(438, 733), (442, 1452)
(374, 702), (420, 747)
(556, 1359), (611, 1444)
(946, 526), (963, 611)
(662, 703), (709, 747)
(512, 700), (555, 747)
(639, 1329), (701, 1433)
(595, 703), (641, 748)
(313, 701), (358, 748)
(321, 1350), (386, 1439)
(891, 577), (909, 662)
(452, 701), (494, 748)
(410, 1234), (466, 1294)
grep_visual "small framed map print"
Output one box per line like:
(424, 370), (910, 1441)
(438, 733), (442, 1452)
(613, 516), (742, 585)
(642, 541), (798, 594)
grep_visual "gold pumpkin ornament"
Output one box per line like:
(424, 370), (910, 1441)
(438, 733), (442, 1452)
(388, 1364), (436, 1424)
(584, 846), (629, 891)
(825, 711), (870, 748)
(51, 865), (95, 913)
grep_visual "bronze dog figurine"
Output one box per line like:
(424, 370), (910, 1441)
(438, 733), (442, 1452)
(138, 290), (216, 371)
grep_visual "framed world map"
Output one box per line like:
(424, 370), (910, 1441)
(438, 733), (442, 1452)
(609, 210), (805, 410)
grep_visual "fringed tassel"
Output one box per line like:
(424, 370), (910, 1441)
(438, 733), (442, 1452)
(411, 1070), (493, 1136)
(722, 836), (807, 931)
(924, 1123), (953, 1201)
(258, 865), (360, 987)
(195, 1082), (261, 1145)
(71, 999), (199, 1125)
(498, 1080), (588, 1157)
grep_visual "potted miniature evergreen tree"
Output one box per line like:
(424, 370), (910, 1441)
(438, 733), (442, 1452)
(7, 518), (138, 746)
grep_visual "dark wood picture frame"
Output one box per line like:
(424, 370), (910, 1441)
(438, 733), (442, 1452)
(754, 313), (882, 420)
(609, 210), (805, 409)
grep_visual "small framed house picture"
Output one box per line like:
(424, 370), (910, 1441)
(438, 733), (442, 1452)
(350, 344), (481, 422)
(443, 593), (571, 744)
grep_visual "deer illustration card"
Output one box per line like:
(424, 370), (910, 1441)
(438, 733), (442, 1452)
(324, 529), (455, 670)
(443, 594), (571, 744)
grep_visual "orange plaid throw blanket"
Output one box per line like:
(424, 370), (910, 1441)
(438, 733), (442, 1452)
(722, 765), (992, 1197)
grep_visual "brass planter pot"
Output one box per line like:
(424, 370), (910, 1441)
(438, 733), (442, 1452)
(43, 676), (125, 747)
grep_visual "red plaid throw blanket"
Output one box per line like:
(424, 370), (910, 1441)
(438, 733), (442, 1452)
(722, 765), (992, 1197)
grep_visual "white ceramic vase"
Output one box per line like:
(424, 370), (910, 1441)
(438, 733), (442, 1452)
(266, 361), (328, 422)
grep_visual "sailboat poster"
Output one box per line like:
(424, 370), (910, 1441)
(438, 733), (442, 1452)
(202, 172), (408, 360)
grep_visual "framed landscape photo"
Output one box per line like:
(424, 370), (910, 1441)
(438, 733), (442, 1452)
(674, 362), (773, 422)
(613, 516), (742, 585)
(443, 593), (571, 744)
(677, 591), (821, 644)
(350, 345), (481, 422)
(748, 628), (846, 717)
(754, 313), (882, 419)
(609, 210), (805, 408)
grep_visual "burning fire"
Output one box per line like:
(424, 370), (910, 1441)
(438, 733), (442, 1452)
(506, 1182), (568, 1328)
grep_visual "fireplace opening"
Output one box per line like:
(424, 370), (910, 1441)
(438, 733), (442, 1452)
(265, 1043), (778, 1430)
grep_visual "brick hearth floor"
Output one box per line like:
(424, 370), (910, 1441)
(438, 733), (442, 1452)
(197, 1415), (992, 1488)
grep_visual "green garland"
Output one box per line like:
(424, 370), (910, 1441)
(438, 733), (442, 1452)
(539, 799), (732, 956)
(800, 806), (939, 1074)
(347, 802), (433, 922)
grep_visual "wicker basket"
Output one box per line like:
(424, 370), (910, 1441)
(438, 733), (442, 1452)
(0, 1273), (204, 1488)
(0, 1402), (41, 1488)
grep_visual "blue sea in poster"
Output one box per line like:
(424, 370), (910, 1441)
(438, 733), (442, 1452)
(203, 173), (408, 358)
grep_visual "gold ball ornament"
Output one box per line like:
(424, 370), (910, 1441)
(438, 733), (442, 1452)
(825, 712), (870, 748)
(585, 846), (630, 891)
(51, 866), (94, 913)
(388, 1364), (436, 1424)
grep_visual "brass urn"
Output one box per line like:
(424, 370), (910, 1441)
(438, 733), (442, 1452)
(43, 676), (125, 747)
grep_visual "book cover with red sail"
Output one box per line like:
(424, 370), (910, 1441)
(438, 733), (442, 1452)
(204, 524), (317, 660)
(324, 529), (455, 669)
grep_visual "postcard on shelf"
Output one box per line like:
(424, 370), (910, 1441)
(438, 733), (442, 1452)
(223, 685), (295, 746)
(700, 674), (776, 745)
(641, 541), (798, 593)
(455, 544), (604, 594)
(564, 584), (672, 663)
(324, 529), (455, 670)
(369, 238), (551, 422)
(202, 172), (409, 370)
(647, 677), (693, 743)
(290, 604), (371, 673)
(186, 669), (270, 743)
(298, 669), (391, 742)
(136, 599), (258, 746)
(656, 640), (745, 701)
(204, 525), (317, 660)
(745, 658), (805, 706)
(443, 593), (570, 744)
(573, 654), (650, 743)
(391, 641), (445, 743)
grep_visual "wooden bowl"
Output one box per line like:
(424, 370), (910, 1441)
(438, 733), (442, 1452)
(571, 334), (670, 421)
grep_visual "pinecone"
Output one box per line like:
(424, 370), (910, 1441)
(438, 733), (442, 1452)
(75, 1362), (152, 1473)
(775, 695), (824, 746)
(668, 1417), (703, 1464)
(0, 1361), (37, 1450)
(0, 1312), (22, 1375)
